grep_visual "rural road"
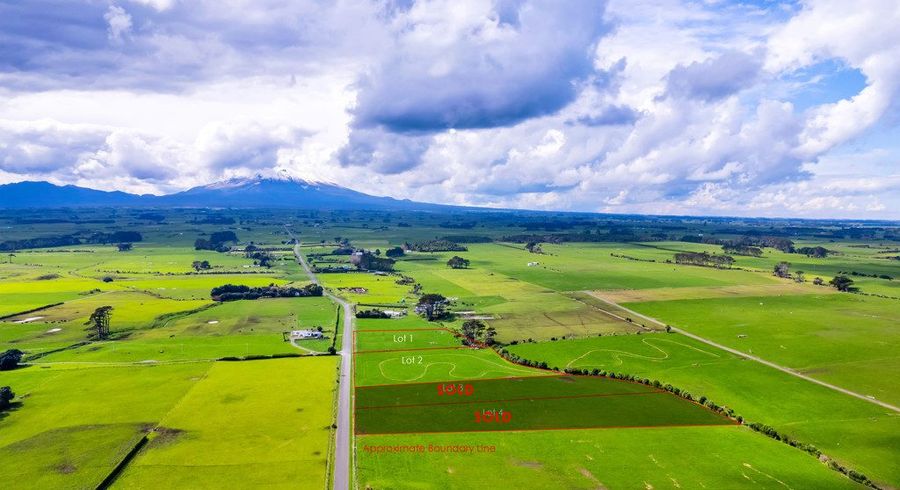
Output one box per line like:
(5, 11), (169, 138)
(586, 292), (900, 413)
(287, 230), (354, 490)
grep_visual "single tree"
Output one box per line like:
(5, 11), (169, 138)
(0, 386), (14, 411)
(416, 294), (448, 321)
(525, 242), (543, 254)
(773, 261), (791, 278)
(813, 277), (824, 286)
(0, 349), (24, 371)
(117, 242), (133, 252)
(447, 256), (470, 269)
(461, 320), (486, 342)
(829, 275), (857, 292)
(484, 326), (498, 346)
(7, 253), (14, 264)
(192, 260), (211, 271)
(85, 306), (113, 340)
(794, 271), (805, 283)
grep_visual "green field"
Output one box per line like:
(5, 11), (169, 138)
(508, 334), (900, 485)
(116, 357), (338, 488)
(358, 426), (860, 489)
(2, 208), (897, 489)
(623, 293), (900, 406)
(0, 362), (210, 488)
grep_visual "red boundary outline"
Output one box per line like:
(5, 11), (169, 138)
(351, 325), (739, 438)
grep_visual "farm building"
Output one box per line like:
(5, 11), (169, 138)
(289, 329), (324, 340)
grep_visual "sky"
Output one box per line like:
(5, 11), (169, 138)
(0, 0), (898, 219)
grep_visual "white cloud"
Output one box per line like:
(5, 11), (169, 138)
(0, 0), (897, 218)
(105, 5), (133, 42)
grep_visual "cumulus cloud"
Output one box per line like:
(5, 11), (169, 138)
(351, 0), (610, 132)
(104, 5), (133, 42)
(665, 51), (761, 101)
(0, 0), (898, 218)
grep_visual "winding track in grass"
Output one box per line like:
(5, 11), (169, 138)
(564, 336), (720, 369)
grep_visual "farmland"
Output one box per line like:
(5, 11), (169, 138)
(1, 208), (898, 489)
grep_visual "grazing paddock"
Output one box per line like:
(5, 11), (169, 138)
(355, 348), (539, 387)
(595, 282), (836, 303)
(116, 357), (338, 489)
(625, 293), (900, 406)
(0, 362), (211, 488)
(508, 334), (900, 485)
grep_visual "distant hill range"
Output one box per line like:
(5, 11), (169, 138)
(0, 176), (456, 210)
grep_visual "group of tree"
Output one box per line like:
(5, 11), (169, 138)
(194, 231), (239, 252)
(447, 256), (470, 269)
(673, 252), (735, 268)
(0, 234), (81, 251)
(525, 241), (543, 254)
(721, 244), (763, 257)
(796, 246), (830, 258)
(0, 349), (23, 371)
(404, 240), (467, 252)
(191, 260), (212, 271)
(460, 319), (497, 346)
(441, 235), (492, 243)
(384, 246), (405, 258)
(773, 261), (791, 278)
(331, 247), (355, 255)
(87, 231), (143, 244)
(355, 309), (390, 319)
(0, 386), (14, 411)
(85, 306), (113, 340)
(245, 249), (274, 267)
(350, 251), (395, 272)
(829, 275), (858, 292)
(210, 283), (323, 301)
(416, 293), (449, 321)
(116, 243), (133, 252)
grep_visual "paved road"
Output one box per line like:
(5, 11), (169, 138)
(587, 291), (900, 413)
(287, 232), (354, 489)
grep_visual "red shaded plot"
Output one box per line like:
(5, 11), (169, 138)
(355, 375), (734, 435)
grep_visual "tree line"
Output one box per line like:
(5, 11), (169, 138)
(210, 283), (323, 301)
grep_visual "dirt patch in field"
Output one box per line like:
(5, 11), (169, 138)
(53, 461), (77, 474)
(150, 427), (186, 446)
(514, 460), (543, 469)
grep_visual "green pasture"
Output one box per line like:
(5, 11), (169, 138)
(508, 334), (900, 486)
(355, 348), (539, 387)
(357, 425), (860, 489)
(637, 241), (900, 296)
(395, 258), (641, 341)
(625, 293), (900, 406)
(32, 297), (338, 362)
(116, 357), (337, 489)
(319, 272), (414, 305)
(0, 362), (211, 488)
(460, 243), (779, 292)
(355, 328), (460, 352)
(118, 273), (291, 300)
